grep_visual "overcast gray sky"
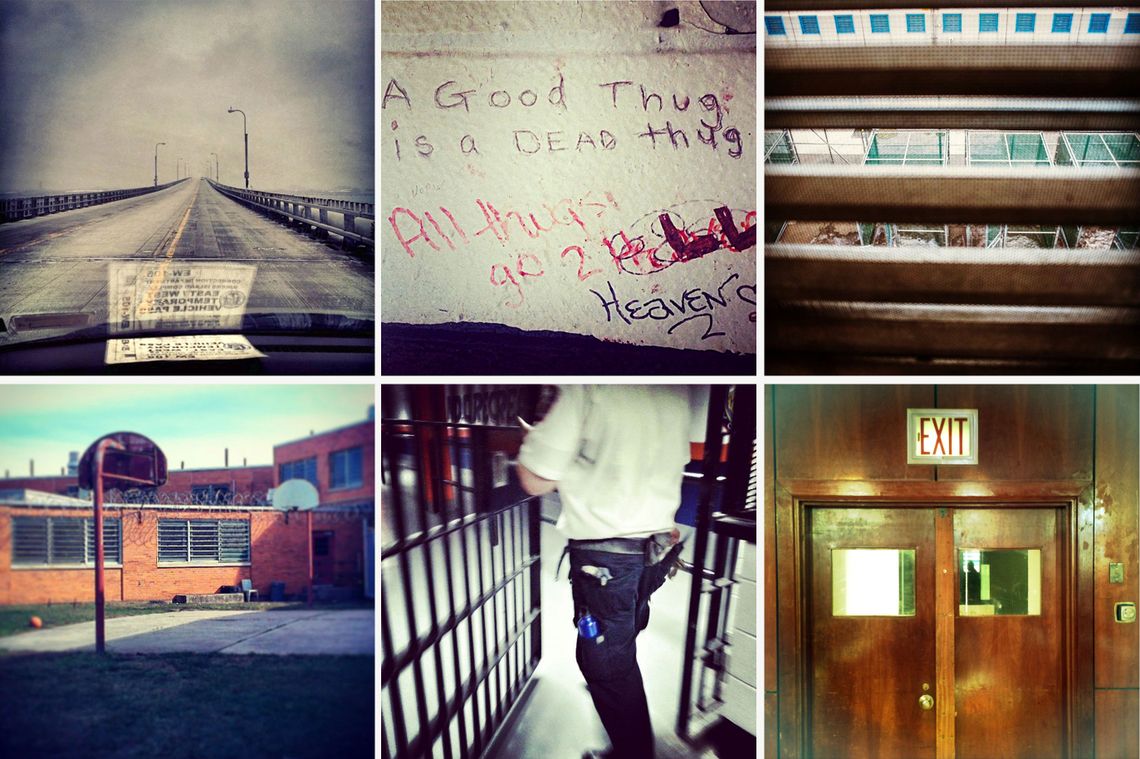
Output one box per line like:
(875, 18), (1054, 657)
(0, 0), (373, 194)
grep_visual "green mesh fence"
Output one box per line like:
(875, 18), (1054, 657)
(968, 132), (1050, 166)
(865, 131), (947, 166)
(764, 131), (798, 164)
(1057, 133), (1140, 167)
(1102, 134), (1140, 166)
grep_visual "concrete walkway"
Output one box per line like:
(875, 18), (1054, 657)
(0, 609), (373, 655)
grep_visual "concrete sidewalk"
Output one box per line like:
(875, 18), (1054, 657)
(0, 609), (374, 656)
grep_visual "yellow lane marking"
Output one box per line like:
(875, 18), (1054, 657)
(137, 183), (199, 315)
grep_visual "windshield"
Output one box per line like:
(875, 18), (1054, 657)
(0, 0), (374, 366)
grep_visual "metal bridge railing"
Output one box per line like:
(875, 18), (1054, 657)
(208, 179), (375, 250)
(0, 178), (190, 223)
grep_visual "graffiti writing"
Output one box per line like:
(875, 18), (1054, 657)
(386, 196), (754, 308)
(601, 203), (756, 276)
(589, 273), (756, 341)
(387, 191), (620, 257)
(382, 73), (748, 160)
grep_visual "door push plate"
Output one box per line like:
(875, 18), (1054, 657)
(1109, 563), (1124, 584)
(1116, 602), (1136, 624)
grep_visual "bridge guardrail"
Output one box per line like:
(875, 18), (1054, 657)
(0, 178), (190, 223)
(207, 179), (374, 250)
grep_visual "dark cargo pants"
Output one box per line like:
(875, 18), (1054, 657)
(568, 543), (682, 759)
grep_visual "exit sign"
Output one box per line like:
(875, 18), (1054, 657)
(907, 409), (978, 465)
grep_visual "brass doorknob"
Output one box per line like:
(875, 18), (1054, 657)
(919, 694), (934, 710)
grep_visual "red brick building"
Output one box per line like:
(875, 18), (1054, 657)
(0, 414), (374, 605)
(273, 418), (375, 594)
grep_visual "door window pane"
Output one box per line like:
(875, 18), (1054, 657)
(958, 549), (1041, 615)
(832, 549), (916, 616)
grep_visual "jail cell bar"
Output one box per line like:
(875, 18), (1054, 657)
(381, 421), (542, 759)
(678, 385), (760, 739)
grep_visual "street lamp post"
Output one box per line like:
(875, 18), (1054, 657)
(227, 107), (249, 188)
(154, 142), (166, 187)
(211, 152), (219, 182)
(177, 158), (184, 180)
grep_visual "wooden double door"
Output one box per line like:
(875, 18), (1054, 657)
(809, 506), (1068, 759)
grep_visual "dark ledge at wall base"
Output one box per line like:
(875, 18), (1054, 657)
(381, 322), (756, 375)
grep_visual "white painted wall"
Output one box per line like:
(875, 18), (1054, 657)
(381, 1), (756, 353)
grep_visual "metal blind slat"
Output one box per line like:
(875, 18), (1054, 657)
(190, 520), (219, 560)
(85, 519), (122, 564)
(218, 520), (250, 563)
(157, 519), (249, 563)
(12, 518), (48, 564)
(50, 519), (85, 563)
(158, 520), (189, 562)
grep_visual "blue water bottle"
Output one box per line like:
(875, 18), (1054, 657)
(577, 611), (599, 641)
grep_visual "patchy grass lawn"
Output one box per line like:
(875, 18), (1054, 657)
(0, 652), (373, 759)
(0, 600), (371, 638)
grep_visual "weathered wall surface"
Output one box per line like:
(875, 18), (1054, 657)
(381, 1), (756, 353)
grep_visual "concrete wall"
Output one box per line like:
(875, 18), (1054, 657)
(381, 0), (756, 353)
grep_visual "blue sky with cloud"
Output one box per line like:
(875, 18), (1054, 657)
(0, 384), (373, 477)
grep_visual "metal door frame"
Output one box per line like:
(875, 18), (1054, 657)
(774, 483), (1094, 759)
(677, 385), (759, 740)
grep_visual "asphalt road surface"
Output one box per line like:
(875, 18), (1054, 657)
(0, 179), (373, 346)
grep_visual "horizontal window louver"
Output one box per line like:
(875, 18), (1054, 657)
(159, 519), (250, 564)
(190, 520), (220, 561)
(12, 518), (48, 564)
(85, 519), (122, 565)
(219, 521), (251, 563)
(158, 520), (189, 562)
(12, 517), (120, 565)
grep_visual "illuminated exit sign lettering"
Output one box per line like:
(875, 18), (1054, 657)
(907, 409), (978, 465)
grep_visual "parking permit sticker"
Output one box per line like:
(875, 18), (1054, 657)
(105, 335), (266, 364)
(109, 261), (256, 334)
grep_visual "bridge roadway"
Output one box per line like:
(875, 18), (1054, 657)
(0, 178), (372, 344)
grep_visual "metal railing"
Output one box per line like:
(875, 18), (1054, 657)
(207, 179), (375, 250)
(0, 178), (189, 223)
(381, 420), (541, 759)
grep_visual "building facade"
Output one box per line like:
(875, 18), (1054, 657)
(0, 414), (374, 604)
